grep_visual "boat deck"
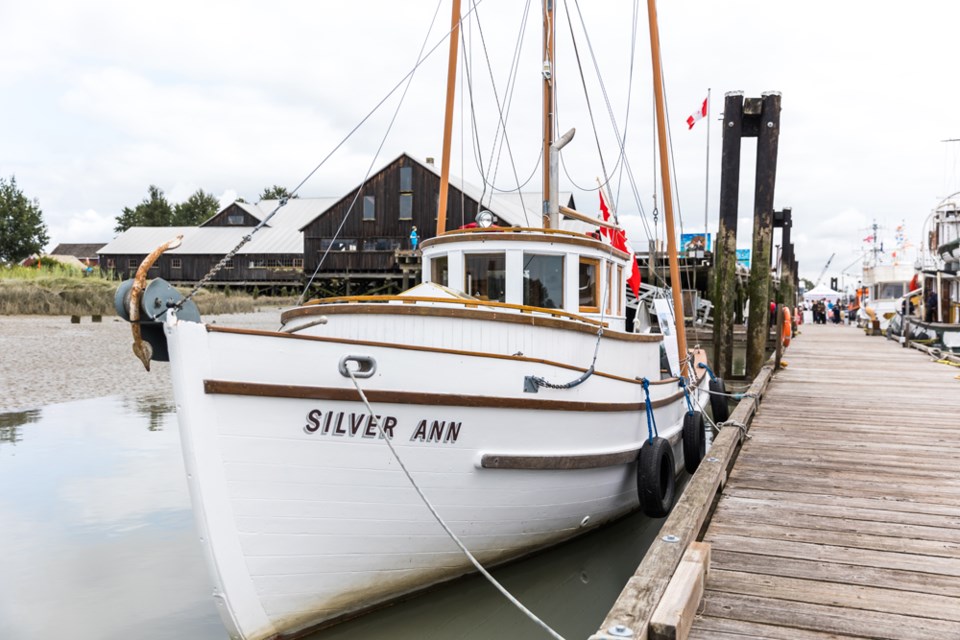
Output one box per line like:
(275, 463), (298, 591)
(690, 323), (960, 639)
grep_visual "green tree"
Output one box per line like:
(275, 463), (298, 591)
(173, 189), (220, 225)
(259, 185), (298, 201)
(0, 175), (49, 264)
(800, 277), (814, 291)
(115, 185), (174, 232)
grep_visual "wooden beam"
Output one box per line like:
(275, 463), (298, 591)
(649, 542), (712, 640)
(560, 205), (620, 230)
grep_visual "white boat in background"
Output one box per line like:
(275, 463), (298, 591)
(116, 1), (713, 639)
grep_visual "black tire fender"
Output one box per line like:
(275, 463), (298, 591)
(637, 436), (676, 518)
(709, 377), (729, 423)
(682, 411), (706, 474)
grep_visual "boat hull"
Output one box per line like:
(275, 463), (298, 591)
(164, 313), (707, 640)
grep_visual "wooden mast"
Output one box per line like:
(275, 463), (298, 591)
(646, 0), (690, 377)
(542, 0), (555, 228)
(436, 0), (462, 236)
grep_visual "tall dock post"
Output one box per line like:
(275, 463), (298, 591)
(745, 92), (781, 379)
(775, 207), (795, 311)
(711, 92), (745, 379)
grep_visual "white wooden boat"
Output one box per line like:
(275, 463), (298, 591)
(117, 2), (713, 638)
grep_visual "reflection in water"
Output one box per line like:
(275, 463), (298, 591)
(0, 395), (669, 640)
(121, 394), (175, 431)
(0, 409), (40, 444)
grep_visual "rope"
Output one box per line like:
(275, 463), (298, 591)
(344, 368), (566, 640)
(641, 378), (658, 443)
(716, 419), (751, 440)
(679, 376), (694, 414)
(696, 362), (717, 382)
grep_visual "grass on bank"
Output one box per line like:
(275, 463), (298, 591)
(0, 264), (296, 316)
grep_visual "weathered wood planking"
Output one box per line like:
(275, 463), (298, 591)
(692, 324), (960, 639)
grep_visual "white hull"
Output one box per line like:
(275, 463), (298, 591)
(164, 306), (707, 640)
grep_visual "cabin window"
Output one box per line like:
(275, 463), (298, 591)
(227, 214), (245, 225)
(579, 257), (600, 312)
(399, 193), (413, 220)
(363, 196), (375, 221)
(432, 256), (448, 286)
(171, 258), (182, 270)
(523, 254), (564, 309)
(400, 166), (413, 192)
(464, 253), (506, 302)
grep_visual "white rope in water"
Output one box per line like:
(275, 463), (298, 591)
(344, 368), (566, 640)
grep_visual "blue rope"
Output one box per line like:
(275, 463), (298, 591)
(641, 378), (658, 443)
(679, 377), (695, 414)
(697, 362), (718, 382)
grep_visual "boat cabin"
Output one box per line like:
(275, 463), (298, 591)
(420, 227), (630, 328)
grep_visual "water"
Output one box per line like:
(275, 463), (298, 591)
(0, 396), (666, 640)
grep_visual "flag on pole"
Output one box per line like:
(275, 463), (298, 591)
(599, 191), (641, 297)
(686, 97), (708, 129)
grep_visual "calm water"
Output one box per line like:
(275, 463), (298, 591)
(0, 395), (667, 640)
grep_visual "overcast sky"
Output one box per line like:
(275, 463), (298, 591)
(3, 0), (959, 286)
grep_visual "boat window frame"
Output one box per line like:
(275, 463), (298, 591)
(432, 255), (449, 287)
(522, 252), (564, 310)
(464, 252), (507, 302)
(578, 257), (600, 313)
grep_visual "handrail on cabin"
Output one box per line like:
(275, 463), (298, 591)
(300, 295), (611, 328)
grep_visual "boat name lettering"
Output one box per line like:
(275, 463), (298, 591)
(303, 410), (461, 444)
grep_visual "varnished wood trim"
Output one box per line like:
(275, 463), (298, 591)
(203, 380), (688, 411)
(280, 304), (661, 343)
(421, 229), (630, 260)
(295, 295), (608, 327)
(481, 450), (639, 470)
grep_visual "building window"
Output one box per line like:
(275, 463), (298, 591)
(128, 259), (138, 269)
(227, 214), (245, 225)
(363, 196), (375, 221)
(362, 238), (401, 251)
(320, 238), (357, 251)
(523, 254), (563, 309)
(293, 258), (303, 268)
(171, 258), (182, 270)
(432, 256), (448, 286)
(579, 257), (599, 313)
(224, 258), (234, 270)
(106, 258), (115, 269)
(400, 166), (413, 192)
(464, 253), (506, 302)
(399, 193), (413, 220)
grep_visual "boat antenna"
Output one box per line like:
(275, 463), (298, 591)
(646, 0), (690, 377)
(436, 0), (463, 237)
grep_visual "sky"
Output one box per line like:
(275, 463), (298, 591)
(3, 0), (960, 288)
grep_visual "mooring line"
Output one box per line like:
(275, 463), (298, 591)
(344, 368), (567, 640)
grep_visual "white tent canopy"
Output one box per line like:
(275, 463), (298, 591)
(802, 283), (842, 302)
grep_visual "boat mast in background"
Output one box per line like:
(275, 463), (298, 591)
(646, 0), (690, 377)
(542, 0), (556, 228)
(436, 0), (462, 236)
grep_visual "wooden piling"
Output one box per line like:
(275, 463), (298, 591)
(745, 92), (781, 379)
(711, 92), (745, 380)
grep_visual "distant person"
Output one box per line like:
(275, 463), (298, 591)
(410, 226), (419, 251)
(926, 289), (938, 322)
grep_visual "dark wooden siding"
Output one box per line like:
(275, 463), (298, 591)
(302, 154), (482, 274)
(201, 204), (260, 227)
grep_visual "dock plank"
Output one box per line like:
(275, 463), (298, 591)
(690, 325), (960, 639)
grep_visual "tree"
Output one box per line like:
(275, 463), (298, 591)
(115, 185), (174, 232)
(0, 175), (49, 264)
(173, 189), (220, 225)
(800, 277), (814, 291)
(259, 185), (298, 201)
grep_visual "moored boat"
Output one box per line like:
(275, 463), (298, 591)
(115, 1), (714, 638)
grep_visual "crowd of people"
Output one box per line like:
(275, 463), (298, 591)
(806, 298), (844, 324)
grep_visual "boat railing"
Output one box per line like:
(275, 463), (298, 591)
(300, 294), (611, 328)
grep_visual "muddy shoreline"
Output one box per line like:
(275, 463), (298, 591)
(0, 310), (283, 412)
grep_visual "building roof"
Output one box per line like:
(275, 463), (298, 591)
(98, 225), (303, 256)
(50, 243), (106, 258)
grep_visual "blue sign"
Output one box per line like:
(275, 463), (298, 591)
(736, 249), (750, 267)
(680, 233), (711, 255)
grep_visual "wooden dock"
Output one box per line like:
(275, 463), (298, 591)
(595, 323), (960, 640)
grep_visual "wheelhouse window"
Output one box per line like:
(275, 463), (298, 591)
(606, 261), (614, 314)
(877, 282), (905, 299)
(579, 257), (599, 312)
(464, 253), (506, 302)
(363, 196), (375, 221)
(432, 255), (448, 286)
(523, 254), (564, 309)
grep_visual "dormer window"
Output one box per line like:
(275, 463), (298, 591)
(227, 214), (244, 225)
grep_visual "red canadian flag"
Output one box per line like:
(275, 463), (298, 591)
(686, 97), (708, 129)
(599, 191), (641, 298)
